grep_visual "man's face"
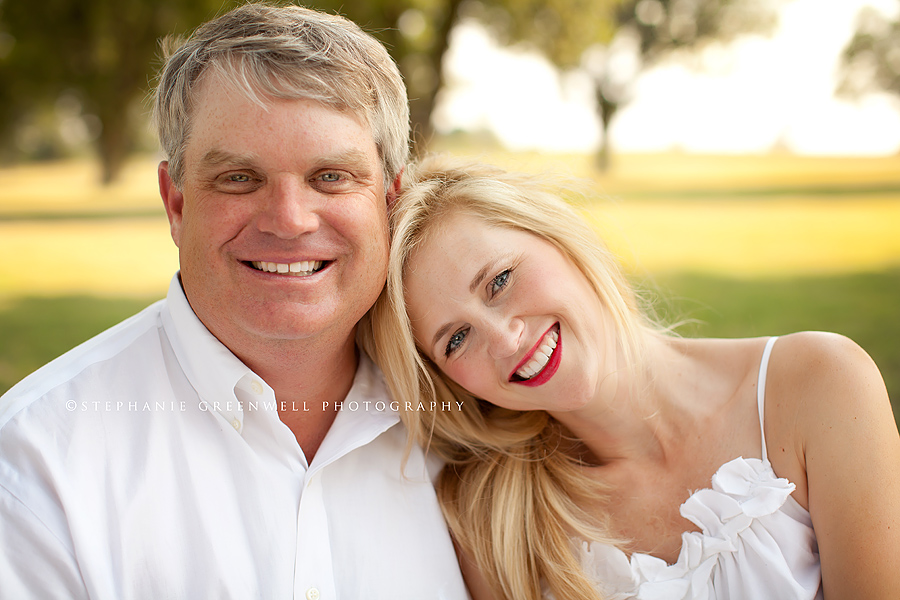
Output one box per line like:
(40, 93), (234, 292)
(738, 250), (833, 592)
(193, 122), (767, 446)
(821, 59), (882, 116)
(159, 74), (393, 355)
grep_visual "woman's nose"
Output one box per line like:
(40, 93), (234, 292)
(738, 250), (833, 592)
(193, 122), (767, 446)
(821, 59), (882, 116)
(485, 317), (524, 360)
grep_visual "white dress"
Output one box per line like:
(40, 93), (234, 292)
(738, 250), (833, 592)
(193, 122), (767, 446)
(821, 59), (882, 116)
(554, 337), (823, 600)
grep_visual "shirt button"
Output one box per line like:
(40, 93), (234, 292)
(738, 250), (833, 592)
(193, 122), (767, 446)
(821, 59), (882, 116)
(305, 588), (320, 600)
(250, 380), (264, 395)
(231, 418), (241, 431)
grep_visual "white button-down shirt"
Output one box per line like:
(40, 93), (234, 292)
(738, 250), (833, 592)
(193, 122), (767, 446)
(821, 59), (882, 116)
(0, 275), (468, 599)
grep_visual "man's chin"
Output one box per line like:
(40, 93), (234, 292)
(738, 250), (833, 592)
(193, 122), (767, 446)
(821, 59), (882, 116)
(239, 307), (357, 345)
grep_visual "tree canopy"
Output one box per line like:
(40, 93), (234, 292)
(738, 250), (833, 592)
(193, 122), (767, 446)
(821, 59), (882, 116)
(0, 0), (781, 183)
(480, 0), (778, 166)
(0, 0), (240, 182)
(839, 3), (900, 100)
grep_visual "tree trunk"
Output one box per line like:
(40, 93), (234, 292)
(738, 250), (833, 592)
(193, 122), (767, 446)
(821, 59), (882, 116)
(95, 101), (131, 185)
(409, 0), (465, 153)
(594, 84), (619, 172)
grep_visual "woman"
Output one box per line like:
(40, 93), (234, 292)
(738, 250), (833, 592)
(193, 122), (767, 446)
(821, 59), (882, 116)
(360, 155), (900, 600)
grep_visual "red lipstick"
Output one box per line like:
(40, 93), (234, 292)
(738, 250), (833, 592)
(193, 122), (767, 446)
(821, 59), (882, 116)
(509, 323), (561, 387)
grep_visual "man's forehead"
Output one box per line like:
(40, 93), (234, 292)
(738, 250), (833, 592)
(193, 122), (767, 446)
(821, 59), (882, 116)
(196, 146), (374, 169)
(185, 81), (379, 171)
(194, 68), (362, 126)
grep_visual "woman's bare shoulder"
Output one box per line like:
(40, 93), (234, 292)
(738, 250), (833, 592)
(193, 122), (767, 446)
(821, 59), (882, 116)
(769, 331), (887, 410)
(765, 331), (891, 460)
(768, 332), (900, 596)
(750, 332), (891, 504)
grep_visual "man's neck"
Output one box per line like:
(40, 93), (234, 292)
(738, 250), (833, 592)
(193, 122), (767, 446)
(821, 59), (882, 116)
(235, 332), (360, 462)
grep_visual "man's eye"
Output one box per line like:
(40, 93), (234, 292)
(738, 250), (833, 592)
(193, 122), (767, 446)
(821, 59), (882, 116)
(215, 172), (260, 193)
(490, 269), (511, 296)
(445, 328), (469, 356)
(319, 172), (342, 182)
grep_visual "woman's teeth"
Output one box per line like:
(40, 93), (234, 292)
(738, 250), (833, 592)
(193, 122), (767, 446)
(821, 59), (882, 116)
(252, 260), (323, 276)
(516, 328), (559, 380)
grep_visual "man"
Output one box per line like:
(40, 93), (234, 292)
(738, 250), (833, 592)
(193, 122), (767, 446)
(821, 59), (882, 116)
(0, 4), (467, 598)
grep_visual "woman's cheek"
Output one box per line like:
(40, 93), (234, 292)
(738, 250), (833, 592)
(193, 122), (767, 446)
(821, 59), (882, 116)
(447, 357), (483, 395)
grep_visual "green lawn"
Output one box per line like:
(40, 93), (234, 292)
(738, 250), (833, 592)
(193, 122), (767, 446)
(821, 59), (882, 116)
(2, 152), (899, 430)
(2, 270), (898, 432)
(0, 295), (160, 394)
(652, 269), (900, 423)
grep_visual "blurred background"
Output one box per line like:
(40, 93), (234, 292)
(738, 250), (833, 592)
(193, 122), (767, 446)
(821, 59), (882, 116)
(1, 0), (899, 424)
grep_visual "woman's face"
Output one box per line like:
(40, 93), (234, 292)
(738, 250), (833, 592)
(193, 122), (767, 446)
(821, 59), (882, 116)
(404, 211), (613, 413)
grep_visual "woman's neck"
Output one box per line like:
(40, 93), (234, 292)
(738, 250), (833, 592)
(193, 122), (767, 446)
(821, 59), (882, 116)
(550, 334), (705, 467)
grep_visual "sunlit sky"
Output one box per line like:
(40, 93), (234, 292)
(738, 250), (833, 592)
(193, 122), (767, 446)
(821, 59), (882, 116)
(433, 0), (900, 155)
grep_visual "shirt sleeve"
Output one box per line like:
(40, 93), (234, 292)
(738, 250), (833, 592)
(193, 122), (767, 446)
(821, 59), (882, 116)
(0, 484), (90, 599)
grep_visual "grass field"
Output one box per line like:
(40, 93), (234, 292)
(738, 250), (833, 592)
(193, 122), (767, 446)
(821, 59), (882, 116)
(2, 152), (899, 427)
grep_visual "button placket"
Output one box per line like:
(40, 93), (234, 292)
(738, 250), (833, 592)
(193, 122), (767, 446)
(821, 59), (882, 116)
(294, 475), (337, 600)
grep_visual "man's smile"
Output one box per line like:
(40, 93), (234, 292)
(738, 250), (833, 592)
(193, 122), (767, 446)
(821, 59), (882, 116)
(248, 260), (327, 276)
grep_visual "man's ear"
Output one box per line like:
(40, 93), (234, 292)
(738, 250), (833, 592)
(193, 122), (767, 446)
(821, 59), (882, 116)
(385, 167), (404, 209)
(158, 161), (184, 247)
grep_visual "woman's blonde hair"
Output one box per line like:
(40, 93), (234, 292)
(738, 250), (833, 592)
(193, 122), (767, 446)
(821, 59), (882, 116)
(360, 155), (654, 600)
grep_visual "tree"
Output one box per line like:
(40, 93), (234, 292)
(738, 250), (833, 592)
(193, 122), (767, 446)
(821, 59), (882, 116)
(0, 0), (782, 182)
(304, 0), (465, 149)
(0, 0), (239, 183)
(480, 0), (779, 168)
(312, 0), (778, 166)
(838, 3), (900, 100)
(0, 0), (464, 180)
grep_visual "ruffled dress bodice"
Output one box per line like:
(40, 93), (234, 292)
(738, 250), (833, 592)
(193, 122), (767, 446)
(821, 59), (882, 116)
(575, 456), (821, 600)
(552, 338), (823, 600)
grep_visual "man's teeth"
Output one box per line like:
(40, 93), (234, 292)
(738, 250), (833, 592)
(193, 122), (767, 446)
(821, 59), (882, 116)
(251, 260), (323, 275)
(516, 328), (559, 380)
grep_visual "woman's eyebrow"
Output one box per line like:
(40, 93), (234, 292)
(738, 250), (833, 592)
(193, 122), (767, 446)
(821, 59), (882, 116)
(431, 322), (453, 354)
(428, 257), (501, 352)
(425, 251), (516, 354)
(470, 251), (522, 293)
(469, 257), (503, 294)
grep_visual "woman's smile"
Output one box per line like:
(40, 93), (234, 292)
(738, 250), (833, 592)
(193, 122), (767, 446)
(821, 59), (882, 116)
(510, 323), (561, 386)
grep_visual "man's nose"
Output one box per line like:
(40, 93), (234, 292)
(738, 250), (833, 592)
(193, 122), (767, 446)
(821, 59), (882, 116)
(485, 317), (524, 360)
(257, 178), (320, 238)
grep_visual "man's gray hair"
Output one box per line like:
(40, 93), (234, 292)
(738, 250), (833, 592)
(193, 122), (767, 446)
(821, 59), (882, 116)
(153, 2), (409, 189)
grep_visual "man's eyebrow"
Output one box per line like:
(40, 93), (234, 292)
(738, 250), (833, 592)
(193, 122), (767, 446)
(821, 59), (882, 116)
(199, 149), (258, 167)
(312, 149), (377, 174)
(198, 148), (375, 173)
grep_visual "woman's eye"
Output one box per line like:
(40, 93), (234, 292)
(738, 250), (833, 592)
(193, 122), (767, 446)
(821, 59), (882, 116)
(490, 269), (511, 296)
(229, 173), (251, 182)
(445, 328), (469, 356)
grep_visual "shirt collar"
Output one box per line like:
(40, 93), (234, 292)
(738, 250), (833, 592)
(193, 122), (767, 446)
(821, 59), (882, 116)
(310, 353), (400, 474)
(161, 274), (255, 429)
(160, 274), (401, 449)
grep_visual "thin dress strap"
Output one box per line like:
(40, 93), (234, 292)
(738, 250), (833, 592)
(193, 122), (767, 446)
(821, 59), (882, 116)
(757, 336), (778, 465)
